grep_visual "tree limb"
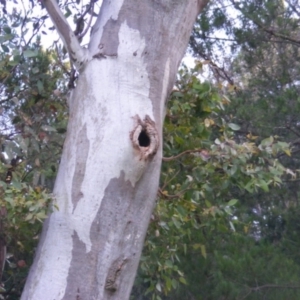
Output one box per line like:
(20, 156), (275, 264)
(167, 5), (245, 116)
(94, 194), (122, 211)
(42, 0), (90, 71)
(158, 184), (193, 200)
(162, 149), (204, 161)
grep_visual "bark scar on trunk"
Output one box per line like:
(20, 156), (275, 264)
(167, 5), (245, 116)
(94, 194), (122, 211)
(131, 115), (159, 160)
(105, 257), (128, 292)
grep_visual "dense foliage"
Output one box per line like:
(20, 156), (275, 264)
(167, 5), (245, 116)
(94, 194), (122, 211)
(133, 64), (298, 300)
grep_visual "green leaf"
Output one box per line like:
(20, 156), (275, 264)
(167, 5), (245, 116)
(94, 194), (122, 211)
(32, 67), (39, 74)
(165, 260), (173, 268)
(229, 221), (236, 232)
(176, 205), (186, 217)
(227, 199), (238, 206)
(205, 199), (212, 207)
(258, 179), (269, 192)
(4, 196), (13, 205)
(171, 279), (177, 289)
(1, 44), (9, 53)
(37, 80), (44, 94)
(25, 213), (34, 221)
(155, 282), (162, 292)
(65, 6), (72, 18)
(200, 244), (207, 259)
(0, 34), (14, 43)
(0, 181), (7, 189)
(171, 216), (181, 229)
(179, 277), (187, 285)
(228, 123), (241, 131)
(261, 136), (274, 147)
(3, 26), (11, 34)
(23, 49), (38, 58)
(165, 277), (172, 291)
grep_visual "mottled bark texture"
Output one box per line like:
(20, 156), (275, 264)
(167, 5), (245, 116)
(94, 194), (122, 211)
(21, 0), (209, 299)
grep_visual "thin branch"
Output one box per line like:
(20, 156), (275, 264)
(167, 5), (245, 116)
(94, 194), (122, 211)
(240, 287), (252, 300)
(158, 184), (193, 200)
(54, 43), (71, 77)
(42, 0), (90, 71)
(286, 125), (300, 138)
(162, 149), (203, 161)
(77, 2), (95, 40)
(252, 283), (300, 291)
(189, 39), (235, 85)
(230, 0), (300, 46)
(204, 35), (297, 45)
(26, 18), (47, 46)
(283, 178), (300, 182)
(260, 25), (300, 46)
(286, 0), (300, 18)
(20, 0), (28, 45)
(161, 170), (180, 191)
(240, 283), (300, 300)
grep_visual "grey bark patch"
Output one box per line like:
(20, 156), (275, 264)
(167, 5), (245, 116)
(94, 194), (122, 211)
(117, 0), (201, 127)
(93, 170), (156, 298)
(89, 0), (199, 127)
(71, 124), (89, 211)
(98, 18), (120, 57)
(63, 171), (156, 299)
(62, 230), (98, 300)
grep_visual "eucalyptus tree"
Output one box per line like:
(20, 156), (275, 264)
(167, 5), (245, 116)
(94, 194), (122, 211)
(20, 0), (210, 299)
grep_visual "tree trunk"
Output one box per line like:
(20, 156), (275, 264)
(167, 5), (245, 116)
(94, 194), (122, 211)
(21, 0), (209, 299)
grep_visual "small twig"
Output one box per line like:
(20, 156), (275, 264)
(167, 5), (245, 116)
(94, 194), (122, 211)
(286, 0), (300, 18)
(77, 2), (95, 40)
(283, 178), (300, 182)
(240, 287), (252, 300)
(158, 184), (192, 200)
(161, 170), (180, 191)
(26, 18), (46, 46)
(252, 283), (300, 291)
(287, 126), (300, 138)
(240, 282), (300, 299)
(162, 149), (203, 162)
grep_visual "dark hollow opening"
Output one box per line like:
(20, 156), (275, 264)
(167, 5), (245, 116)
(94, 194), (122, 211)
(138, 130), (150, 147)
